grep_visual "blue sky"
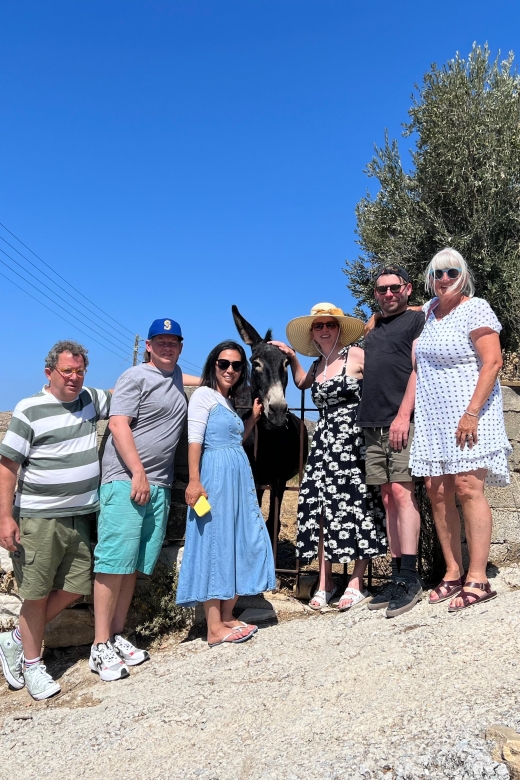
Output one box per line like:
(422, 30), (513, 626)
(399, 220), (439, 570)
(1, 0), (519, 411)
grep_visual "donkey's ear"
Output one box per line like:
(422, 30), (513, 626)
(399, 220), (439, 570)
(232, 305), (264, 346)
(264, 328), (273, 342)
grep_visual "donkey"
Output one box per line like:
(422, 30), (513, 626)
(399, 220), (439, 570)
(232, 305), (308, 544)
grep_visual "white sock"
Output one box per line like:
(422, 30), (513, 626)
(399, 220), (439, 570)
(24, 656), (41, 668)
(12, 626), (22, 645)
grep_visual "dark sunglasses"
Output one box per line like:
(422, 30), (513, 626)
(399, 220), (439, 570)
(431, 268), (461, 280)
(216, 359), (243, 372)
(375, 283), (406, 294)
(312, 321), (339, 331)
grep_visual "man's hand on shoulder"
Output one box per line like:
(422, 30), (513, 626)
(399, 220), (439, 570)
(0, 515), (20, 552)
(388, 414), (411, 452)
(130, 470), (151, 506)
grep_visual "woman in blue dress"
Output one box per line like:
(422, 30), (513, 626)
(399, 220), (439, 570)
(176, 340), (276, 647)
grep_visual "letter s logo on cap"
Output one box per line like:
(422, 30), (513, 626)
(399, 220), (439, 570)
(164, 320), (171, 330)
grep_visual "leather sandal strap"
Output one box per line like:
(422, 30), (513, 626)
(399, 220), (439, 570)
(464, 581), (490, 592)
(438, 578), (464, 588)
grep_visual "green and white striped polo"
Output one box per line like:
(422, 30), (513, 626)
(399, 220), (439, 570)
(0, 386), (111, 518)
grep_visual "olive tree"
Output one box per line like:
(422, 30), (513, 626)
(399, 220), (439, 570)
(345, 44), (520, 350)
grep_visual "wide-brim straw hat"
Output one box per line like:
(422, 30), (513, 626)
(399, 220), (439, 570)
(286, 303), (364, 357)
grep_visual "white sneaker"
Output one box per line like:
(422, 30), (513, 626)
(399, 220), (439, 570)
(89, 640), (130, 681)
(112, 634), (150, 667)
(24, 663), (61, 700)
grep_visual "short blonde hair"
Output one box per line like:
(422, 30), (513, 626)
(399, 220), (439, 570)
(424, 248), (475, 298)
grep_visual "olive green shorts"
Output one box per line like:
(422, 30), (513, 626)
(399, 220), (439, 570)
(364, 425), (415, 486)
(11, 514), (94, 600)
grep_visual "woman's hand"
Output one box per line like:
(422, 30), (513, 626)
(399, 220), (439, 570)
(185, 480), (208, 507)
(268, 340), (296, 361)
(455, 412), (479, 450)
(251, 398), (264, 422)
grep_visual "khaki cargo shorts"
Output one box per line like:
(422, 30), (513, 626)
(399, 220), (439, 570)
(363, 425), (415, 486)
(11, 514), (94, 600)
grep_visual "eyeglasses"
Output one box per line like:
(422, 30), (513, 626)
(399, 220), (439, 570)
(54, 367), (87, 378)
(431, 268), (461, 280)
(311, 321), (339, 331)
(216, 359), (243, 372)
(375, 283), (406, 294)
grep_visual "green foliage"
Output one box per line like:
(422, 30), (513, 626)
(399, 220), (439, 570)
(345, 44), (520, 349)
(133, 562), (193, 639)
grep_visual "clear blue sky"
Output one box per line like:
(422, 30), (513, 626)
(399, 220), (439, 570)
(1, 0), (518, 411)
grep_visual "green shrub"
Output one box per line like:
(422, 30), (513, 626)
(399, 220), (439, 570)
(132, 562), (194, 639)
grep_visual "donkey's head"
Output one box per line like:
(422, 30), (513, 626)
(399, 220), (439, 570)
(232, 305), (289, 428)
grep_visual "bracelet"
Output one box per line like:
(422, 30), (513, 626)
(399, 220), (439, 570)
(464, 410), (479, 418)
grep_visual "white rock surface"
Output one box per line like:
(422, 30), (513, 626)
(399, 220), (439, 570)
(1, 567), (520, 779)
(0, 546), (13, 573)
(0, 593), (22, 624)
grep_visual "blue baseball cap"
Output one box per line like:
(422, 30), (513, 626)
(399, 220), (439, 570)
(147, 318), (183, 340)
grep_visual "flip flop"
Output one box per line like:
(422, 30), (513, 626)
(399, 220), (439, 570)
(227, 621), (259, 635)
(309, 585), (337, 610)
(208, 630), (254, 648)
(338, 587), (370, 612)
(429, 575), (465, 604)
(447, 581), (497, 613)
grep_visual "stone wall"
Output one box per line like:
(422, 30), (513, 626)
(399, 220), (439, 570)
(486, 386), (520, 564)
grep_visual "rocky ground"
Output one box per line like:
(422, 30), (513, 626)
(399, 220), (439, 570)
(1, 565), (520, 780)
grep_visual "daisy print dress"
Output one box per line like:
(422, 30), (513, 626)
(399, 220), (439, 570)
(297, 348), (387, 564)
(410, 297), (512, 487)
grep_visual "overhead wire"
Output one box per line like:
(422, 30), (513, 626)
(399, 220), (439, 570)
(0, 234), (134, 344)
(0, 222), (135, 337)
(0, 222), (203, 372)
(0, 268), (132, 363)
(0, 247), (134, 353)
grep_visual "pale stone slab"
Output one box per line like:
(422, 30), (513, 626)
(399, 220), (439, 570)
(44, 608), (94, 648)
(0, 593), (22, 624)
(238, 607), (276, 623)
(0, 545), (13, 573)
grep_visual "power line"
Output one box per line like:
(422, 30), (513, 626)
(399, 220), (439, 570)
(0, 222), (135, 337)
(0, 268), (132, 363)
(0, 247), (134, 353)
(0, 234), (133, 344)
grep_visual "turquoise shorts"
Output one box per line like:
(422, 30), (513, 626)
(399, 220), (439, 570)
(94, 481), (171, 576)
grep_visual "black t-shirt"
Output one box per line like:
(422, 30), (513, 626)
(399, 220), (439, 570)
(357, 309), (425, 428)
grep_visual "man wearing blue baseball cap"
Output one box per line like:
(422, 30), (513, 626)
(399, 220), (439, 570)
(90, 319), (199, 681)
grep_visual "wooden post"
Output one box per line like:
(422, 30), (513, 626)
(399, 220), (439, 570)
(132, 334), (140, 366)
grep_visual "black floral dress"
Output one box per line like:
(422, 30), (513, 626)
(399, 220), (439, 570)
(297, 348), (387, 564)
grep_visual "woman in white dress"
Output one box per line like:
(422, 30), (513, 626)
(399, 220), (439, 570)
(409, 248), (511, 611)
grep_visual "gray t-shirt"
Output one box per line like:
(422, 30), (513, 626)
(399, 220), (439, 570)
(101, 363), (187, 488)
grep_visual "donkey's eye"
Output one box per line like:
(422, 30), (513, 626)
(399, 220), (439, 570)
(252, 360), (262, 370)
(283, 359), (289, 369)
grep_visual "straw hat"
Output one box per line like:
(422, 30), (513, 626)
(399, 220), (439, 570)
(286, 303), (364, 357)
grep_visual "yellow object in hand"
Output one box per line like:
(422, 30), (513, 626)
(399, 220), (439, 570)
(193, 495), (211, 517)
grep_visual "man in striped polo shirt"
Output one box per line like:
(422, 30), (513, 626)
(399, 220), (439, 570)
(0, 340), (111, 700)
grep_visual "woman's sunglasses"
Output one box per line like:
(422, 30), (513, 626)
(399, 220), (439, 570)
(216, 359), (243, 371)
(431, 268), (461, 280)
(312, 321), (339, 331)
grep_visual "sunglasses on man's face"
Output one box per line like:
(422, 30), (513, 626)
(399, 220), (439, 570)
(55, 367), (87, 378)
(375, 283), (406, 294)
(431, 268), (461, 280)
(216, 359), (243, 372)
(312, 321), (339, 331)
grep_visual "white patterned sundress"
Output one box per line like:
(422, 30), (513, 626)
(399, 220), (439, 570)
(409, 296), (511, 487)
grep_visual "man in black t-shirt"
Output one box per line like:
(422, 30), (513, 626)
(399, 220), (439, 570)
(358, 265), (425, 617)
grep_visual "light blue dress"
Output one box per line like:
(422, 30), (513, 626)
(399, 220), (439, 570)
(176, 402), (276, 606)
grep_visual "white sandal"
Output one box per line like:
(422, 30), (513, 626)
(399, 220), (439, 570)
(338, 587), (370, 612)
(309, 585), (337, 610)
